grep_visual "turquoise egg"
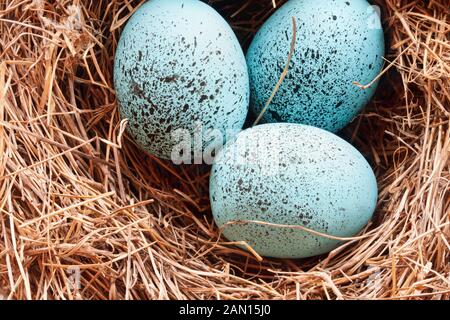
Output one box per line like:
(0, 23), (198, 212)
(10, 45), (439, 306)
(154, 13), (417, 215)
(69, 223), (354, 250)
(114, 0), (249, 160)
(247, 0), (385, 132)
(210, 123), (378, 259)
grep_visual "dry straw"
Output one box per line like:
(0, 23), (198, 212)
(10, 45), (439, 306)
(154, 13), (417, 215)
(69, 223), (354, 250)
(0, 0), (449, 300)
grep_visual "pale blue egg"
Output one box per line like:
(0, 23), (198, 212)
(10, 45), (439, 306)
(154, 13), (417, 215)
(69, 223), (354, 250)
(114, 0), (249, 160)
(247, 0), (385, 132)
(210, 123), (378, 259)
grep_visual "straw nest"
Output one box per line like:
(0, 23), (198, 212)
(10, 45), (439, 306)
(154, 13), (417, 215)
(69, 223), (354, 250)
(0, 0), (448, 300)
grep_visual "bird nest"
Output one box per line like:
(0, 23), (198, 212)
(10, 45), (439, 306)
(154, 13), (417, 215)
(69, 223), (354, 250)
(0, 0), (448, 300)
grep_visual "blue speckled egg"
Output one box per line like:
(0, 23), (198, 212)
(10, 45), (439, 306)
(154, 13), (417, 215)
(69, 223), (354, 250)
(210, 123), (378, 259)
(114, 0), (249, 160)
(247, 0), (385, 132)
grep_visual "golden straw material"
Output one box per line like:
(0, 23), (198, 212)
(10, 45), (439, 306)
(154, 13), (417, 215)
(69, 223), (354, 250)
(0, 0), (449, 300)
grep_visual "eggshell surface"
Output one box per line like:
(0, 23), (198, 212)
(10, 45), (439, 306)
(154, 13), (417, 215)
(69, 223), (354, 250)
(247, 0), (385, 132)
(210, 123), (378, 258)
(114, 0), (249, 160)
